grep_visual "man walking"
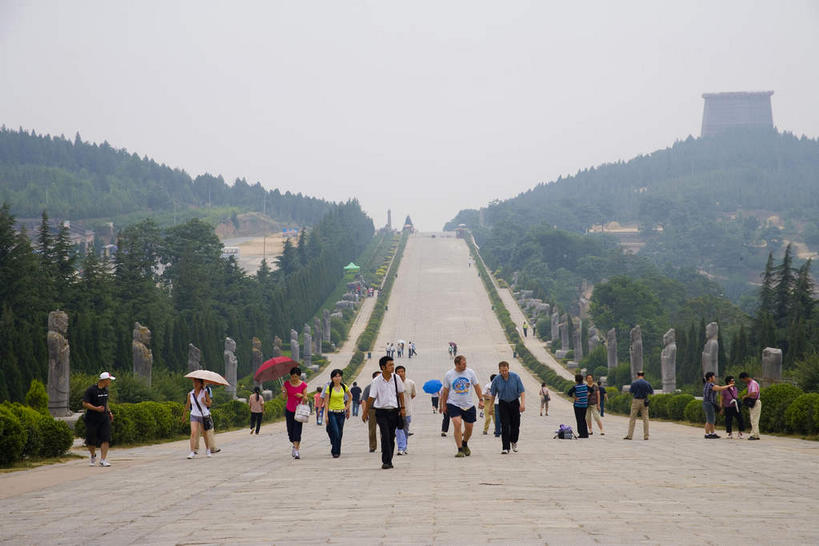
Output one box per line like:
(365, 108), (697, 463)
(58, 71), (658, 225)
(568, 374), (590, 438)
(482, 374), (497, 435)
(363, 356), (406, 469)
(82, 372), (115, 467)
(522, 321), (529, 338)
(489, 361), (525, 454)
(624, 371), (653, 440)
(350, 381), (362, 417)
(360, 371), (381, 452)
(740, 372), (762, 440)
(441, 355), (483, 458)
(395, 365), (416, 455)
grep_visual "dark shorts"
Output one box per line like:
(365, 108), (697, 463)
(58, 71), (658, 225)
(446, 404), (477, 423)
(85, 417), (112, 447)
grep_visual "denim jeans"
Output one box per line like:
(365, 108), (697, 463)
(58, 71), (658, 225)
(325, 411), (345, 456)
(352, 401), (360, 416)
(494, 404), (502, 436)
(396, 415), (412, 451)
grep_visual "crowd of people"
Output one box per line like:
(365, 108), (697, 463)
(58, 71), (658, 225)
(385, 341), (417, 359)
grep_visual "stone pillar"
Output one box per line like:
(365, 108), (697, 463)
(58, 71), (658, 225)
(224, 337), (237, 397)
(187, 343), (202, 372)
(290, 329), (299, 362)
(606, 328), (617, 370)
(303, 324), (312, 369)
(573, 318), (583, 361)
(701, 322), (719, 377)
(323, 309), (331, 343)
(629, 325), (643, 380)
(272, 336), (282, 358)
(661, 329), (677, 392)
(47, 310), (71, 417)
(588, 327), (601, 355)
(313, 317), (323, 355)
(550, 312), (559, 341)
(560, 314), (569, 349)
(132, 322), (153, 388)
(761, 347), (783, 388)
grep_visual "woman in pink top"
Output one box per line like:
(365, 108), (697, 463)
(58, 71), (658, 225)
(281, 367), (308, 458)
(249, 386), (264, 435)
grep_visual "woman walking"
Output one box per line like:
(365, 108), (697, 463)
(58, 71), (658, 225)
(185, 378), (212, 459)
(539, 382), (550, 416)
(321, 369), (351, 458)
(702, 372), (733, 439)
(281, 367), (308, 459)
(721, 375), (744, 439)
(249, 386), (264, 435)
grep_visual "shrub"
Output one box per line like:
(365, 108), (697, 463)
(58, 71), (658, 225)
(608, 393), (632, 414)
(38, 418), (73, 457)
(784, 393), (819, 435)
(69, 373), (98, 412)
(759, 384), (803, 433)
(25, 379), (49, 415)
(3, 402), (46, 457)
(217, 400), (250, 428)
(263, 397), (286, 422)
(683, 399), (705, 424)
(0, 406), (26, 466)
(112, 374), (158, 404)
(649, 393), (674, 420)
(74, 413), (86, 438)
(109, 403), (137, 445)
(163, 401), (190, 435)
(668, 394), (695, 421)
(153, 372), (191, 404)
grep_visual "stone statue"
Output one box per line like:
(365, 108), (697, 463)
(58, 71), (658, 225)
(290, 329), (299, 362)
(132, 322), (153, 387)
(606, 328), (617, 369)
(629, 325), (643, 380)
(573, 319), (583, 361)
(323, 309), (331, 343)
(251, 337), (263, 387)
(661, 329), (676, 392)
(187, 343), (202, 372)
(314, 317), (323, 355)
(550, 312), (559, 341)
(303, 324), (312, 368)
(224, 337), (237, 397)
(560, 314), (569, 349)
(587, 327), (601, 355)
(761, 347), (783, 388)
(701, 322), (719, 377)
(272, 336), (283, 358)
(47, 310), (71, 417)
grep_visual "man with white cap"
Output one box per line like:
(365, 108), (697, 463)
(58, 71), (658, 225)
(82, 372), (115, 467)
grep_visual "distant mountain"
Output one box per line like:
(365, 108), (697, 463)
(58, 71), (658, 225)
(0, 127), (333, 226)
(447, 129), (819, 299)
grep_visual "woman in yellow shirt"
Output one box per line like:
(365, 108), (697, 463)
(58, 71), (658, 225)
(321, 369), (351, 458)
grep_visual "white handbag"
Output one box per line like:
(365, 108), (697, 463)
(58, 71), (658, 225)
(294, 403), (311, 423)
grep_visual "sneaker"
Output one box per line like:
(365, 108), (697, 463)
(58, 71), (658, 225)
(711, 434), (721, 439)
(187, 451), (196, 459)
(501, 449), (509, 454)
(89, 456), (97, 467)
(738, 433), (744, 439)
(332, 454), (340, 458)
(749, 436), (760, 441)
(407, 432), (414, 436)
(623, 437), (632, 440)
(396, 450), (404, 456)
(381, 463), (393, 469)
(441, 432), (446, 437)
(211, 448), (221, 454)
(462, 443), (471, 456)
(206, 450), (212, 457)
(483, 431), (488, 435)
(600, 432), (605, 436)
(511, 442), (518, 452)
(99, 459), (111, 467)
(291, 447), (296, 458)
(369, 448), (376, 453)
(294, 450), (300, 459)
(455, 450), (465, 458)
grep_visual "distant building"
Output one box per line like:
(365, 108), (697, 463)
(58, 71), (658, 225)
(403, 215), (414, 233)
(701, 91), (774, 137)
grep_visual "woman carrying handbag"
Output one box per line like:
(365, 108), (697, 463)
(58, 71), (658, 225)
(185, 378), (213, 459)
(282, 367), (309, 459)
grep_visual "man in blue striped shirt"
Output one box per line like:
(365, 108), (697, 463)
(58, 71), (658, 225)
(489, 361), (526, 454)
(567, 374), (589, 438)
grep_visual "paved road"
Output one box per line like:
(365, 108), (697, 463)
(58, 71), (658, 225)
(1, 234), (818, 545)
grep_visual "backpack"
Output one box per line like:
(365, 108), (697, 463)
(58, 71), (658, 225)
(554, 424), (576, 439)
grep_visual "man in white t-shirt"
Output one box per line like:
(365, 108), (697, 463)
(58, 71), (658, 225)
(441, 355), (484, 458)
(395, 365), (416, 455)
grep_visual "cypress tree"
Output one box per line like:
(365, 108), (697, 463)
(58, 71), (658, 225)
(773, 244), (794, 329)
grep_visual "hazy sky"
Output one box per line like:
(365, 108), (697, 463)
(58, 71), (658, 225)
(2, 1), (818, 230)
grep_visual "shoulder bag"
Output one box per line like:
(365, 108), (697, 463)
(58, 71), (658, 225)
(743, 397), (757, 408)
(192, 390), (213, 431)
(394, 374), (405, 430)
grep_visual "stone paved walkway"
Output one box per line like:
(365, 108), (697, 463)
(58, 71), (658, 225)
(1, 234), (817, 544)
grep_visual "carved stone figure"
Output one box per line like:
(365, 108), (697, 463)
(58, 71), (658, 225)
(132, 322), (153, 387)
(224, 337), (237, 397)
(272, 336), (283, 358)
(606, 328), (617, 369)
(629, 325), (643, 380)
(588, 327), (601, 355)
(701, 322), (719, 377)
(314, 317), (323, 355)
(47, 310), (71, 417)
(573, 319), (584, 361)
(550, 312), (559, 341)
(303, 324), (312, 368)
(560, 314), (569, 349)
(761, 347), (783, 388)
(290, 329), (299, 362)
(661, 329), (677, 392)
(187, 343), (202, 372)
(323, 309), (331, 343)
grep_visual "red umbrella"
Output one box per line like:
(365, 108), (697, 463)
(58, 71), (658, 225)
(254, 356), (298, 383)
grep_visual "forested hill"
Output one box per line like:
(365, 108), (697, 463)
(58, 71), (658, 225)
(447, 130), (819, 298)
(0, 127), (332, 224)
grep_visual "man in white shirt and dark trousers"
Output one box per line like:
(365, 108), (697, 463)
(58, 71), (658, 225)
(441, 355), (484, 458)
(363, 356), (406, 469)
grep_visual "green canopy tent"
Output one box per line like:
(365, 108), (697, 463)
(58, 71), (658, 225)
(343, 262), (360, 272)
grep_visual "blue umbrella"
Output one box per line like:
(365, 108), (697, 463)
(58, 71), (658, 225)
(423, 379), (443, 394)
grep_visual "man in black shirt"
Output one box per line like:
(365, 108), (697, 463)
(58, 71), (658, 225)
(350, 382), (362, 417)
(82, 372), (115, 467)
